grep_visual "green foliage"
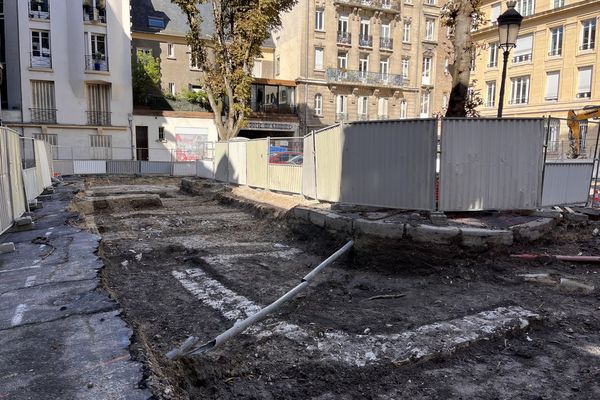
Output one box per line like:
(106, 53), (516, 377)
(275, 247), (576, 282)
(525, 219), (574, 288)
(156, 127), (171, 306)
(132, 51), (161, 104)
(172, 0), (297, 140)
(181, 89), (210, 108)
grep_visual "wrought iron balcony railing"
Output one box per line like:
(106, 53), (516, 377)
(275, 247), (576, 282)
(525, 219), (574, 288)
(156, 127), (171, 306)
(87, 111), (111, 126)
(30, 52), (52, 69)
(359, 34), (373, 47)
(337, 31), (351, 45)
(335, 0), (400, 12)
(30, 108), (57, 124)
(326, 68), (406, 88)
(548, 49), (562, 56)
(85, 55), (109, 71)
(380, 37), (393, 50)
(336, 112), (348, 122)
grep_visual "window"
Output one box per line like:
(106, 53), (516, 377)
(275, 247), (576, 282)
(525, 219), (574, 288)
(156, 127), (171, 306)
(548, 119), (560, 152)
(360, 19), (371, 47)
(442, 94), (448, 109)
(30, 30), (51, 68)
(400, 100), (407, 119)
(358, 96), (368, 119)
(490, 3), (501, 25)
(276, 56), (281, 75)
(378, 98), (388, 119)
(444, 58), (449, 74)
(545, 71), (560, 101)
(29, 0), (49, 19)
(30, 80), (56, 123)
(425, 19), (435, 41)
(515, 0), (534, 17)
(336, 95), (347, 120)
(382, 0), (392, 9)
(314, 48), (324, 70)
(513, 34), (533, 63)
(90, 135), (111, 147)
(549, 26), (563, 56)
(577, 66), (592, 98)
(380, 57), (389, 79)
(338, 52), (348, 69)
(189, 46), (200, 70)
(424, 0), (435, 5)
(486, 81), (496, 107)
(581, 19), (596, 50)
(158, 127), (165, 141)
(90, 135), (112, 159)
(553, 0), (564, 8)
(359, 54), (369, 78)
(420, 92), (430, 117)
(488, 42), (499, 67)
(252, 60), (262, 77)
(510, 76), (530, 104)
(148, 16), (165, 29)
(168, 82), (176, 96)
(579, 121), (588, 153)
(83, 0), (106, 23)
(338, 15), (349, 33)
(314, 94), (323, 116)
(87, 84), (111, 125)
(422, 57), (432, 85)
(470, 51), (476, 71)
(315, 8), (324, 31)
(380, 23), (390, 39)
(403, 22), (411, 42)
(85, 33), (108, 71)
(402, 59), (409, 78)
(167, 43), (175, 58)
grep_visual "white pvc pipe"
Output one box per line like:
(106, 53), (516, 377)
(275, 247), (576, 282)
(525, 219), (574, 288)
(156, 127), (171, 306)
(166, 240), (354, 360)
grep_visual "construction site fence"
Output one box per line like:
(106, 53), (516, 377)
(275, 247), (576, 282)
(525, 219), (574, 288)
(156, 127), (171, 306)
(0, 127), (54, 235)
(44, 118), (600, 212)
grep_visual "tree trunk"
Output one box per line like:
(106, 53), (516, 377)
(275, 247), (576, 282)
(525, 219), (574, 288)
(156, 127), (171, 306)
(445, 2), (475, 118)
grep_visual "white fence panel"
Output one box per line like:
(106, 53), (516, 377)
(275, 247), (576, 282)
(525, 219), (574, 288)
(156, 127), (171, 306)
(542, 161), (593, 206)
(196, 160), (215, 179)
(227, 141), (247, 185)
(73, 160), (107, 175)
(302, 133), (317, 198)
(440, 119), (545, 211)
(173, 162), (197, 176)
(23, 168), (39, 202)
(0, 129), (13, 234)
(36, 140), (53, 188)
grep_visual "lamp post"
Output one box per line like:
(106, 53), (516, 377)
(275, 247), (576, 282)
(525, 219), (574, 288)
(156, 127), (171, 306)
(496, 1), (523, 118)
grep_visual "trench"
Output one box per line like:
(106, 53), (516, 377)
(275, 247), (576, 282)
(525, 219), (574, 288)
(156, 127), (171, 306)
(73, 177), (600, 400)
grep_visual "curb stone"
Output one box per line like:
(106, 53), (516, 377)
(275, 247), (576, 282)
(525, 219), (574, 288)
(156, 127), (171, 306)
(511, 218), (556, 242)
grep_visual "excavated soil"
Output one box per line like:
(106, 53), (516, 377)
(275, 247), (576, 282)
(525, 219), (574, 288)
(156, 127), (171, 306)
(74, 178), (600, 399)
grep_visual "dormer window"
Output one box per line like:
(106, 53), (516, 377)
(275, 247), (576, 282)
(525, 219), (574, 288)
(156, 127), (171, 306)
(29, 0), (50, 19)
(148, 16), (165, 29)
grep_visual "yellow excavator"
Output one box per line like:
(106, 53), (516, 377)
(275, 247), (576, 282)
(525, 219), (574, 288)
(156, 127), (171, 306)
(567, 105), (600, 158)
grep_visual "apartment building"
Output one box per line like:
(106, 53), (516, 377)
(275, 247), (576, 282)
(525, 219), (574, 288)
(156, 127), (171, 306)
(130, 0), (300, 157)
(275, 0), (452, 133)
(471, 0), (600, 150)
(1, 0), (133, 157)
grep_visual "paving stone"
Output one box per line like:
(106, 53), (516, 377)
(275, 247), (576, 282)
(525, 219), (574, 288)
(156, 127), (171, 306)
(406, 224), (460, 244)
(354, 219), (404, 239)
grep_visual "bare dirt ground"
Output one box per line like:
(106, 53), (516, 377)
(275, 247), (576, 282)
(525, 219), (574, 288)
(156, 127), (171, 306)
(73, 178), (600, 400)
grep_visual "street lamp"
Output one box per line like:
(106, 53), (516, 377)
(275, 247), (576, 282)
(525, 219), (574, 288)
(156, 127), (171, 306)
(496, 1), (523, 118)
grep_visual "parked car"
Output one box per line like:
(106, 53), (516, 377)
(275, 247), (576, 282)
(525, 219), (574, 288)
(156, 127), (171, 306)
(287, 155), (303, 165)
(269, 151), (302, 164)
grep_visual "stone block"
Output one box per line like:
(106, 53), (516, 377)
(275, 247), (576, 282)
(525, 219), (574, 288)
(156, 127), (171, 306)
(511, 218), (556, 242)
(15, 216), (33, 226)
(0, 242), (16, 254)
(406, 224), (460, 244)
(429, 212), (448, 227)
(460, 227), (513, 247)
(354, 219), (404, 239)
(308, 209), (327, 228)
(324, 212), (353, 233)
(563, 212), (588, 224)
(292, 206), (312, 221)
(531, 209), (562, 219)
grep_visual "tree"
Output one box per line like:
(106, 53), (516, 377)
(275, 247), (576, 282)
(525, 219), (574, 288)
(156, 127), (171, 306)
(132, 51), (161, 105)
(172, 0), (297, 140)
(442, 0), (483, 117)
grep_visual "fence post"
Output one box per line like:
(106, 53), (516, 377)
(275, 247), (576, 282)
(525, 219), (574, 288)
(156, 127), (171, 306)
(539, 117), (552, 207)
(311, 130), (318, 199)
(587, 120), (600, 207)
(266, 136), (270, 191)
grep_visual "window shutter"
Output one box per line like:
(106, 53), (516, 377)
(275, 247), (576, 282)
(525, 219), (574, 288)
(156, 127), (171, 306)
(545, 72), (559, 99)
(578, 67), (592, 93)
(514, 35), (533, 57)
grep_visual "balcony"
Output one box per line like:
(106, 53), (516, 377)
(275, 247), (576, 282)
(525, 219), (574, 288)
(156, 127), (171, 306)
(30, 108), (56, 124)
(30, 52), (52, 69)
(380, 37), (393, 50)
(337, 31), (352, 45)
(85, 55), (109, 72)
(326, 68), (406, 88)
(29, 0), (50, 19)
(548, 49), (562, 56)
(336, 112), (348, 122)
(87, 111), (111, 126)
(357, 113), (369, 121)
(334, 0), (400, 13)
(359, 34), (373, 48)
(512, 53), (532, 64)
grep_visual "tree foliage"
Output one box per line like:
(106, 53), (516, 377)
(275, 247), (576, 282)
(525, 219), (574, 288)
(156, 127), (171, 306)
(172, 0), (297, 140)
(132, 51), (161, 105)
(441, 0), (483, 117)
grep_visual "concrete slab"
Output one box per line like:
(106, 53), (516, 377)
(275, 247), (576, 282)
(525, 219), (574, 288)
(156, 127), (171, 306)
(406, 224), (461, 244)
(354, 219), (404, 239)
